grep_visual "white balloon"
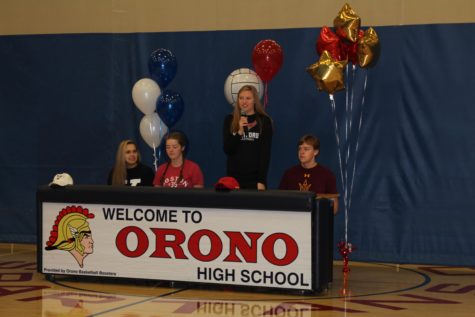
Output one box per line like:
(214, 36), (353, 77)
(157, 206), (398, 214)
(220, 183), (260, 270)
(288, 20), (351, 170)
(139, 113), (168, 149)
(224, 68), (264, 106)
(132, 78), (161, 115)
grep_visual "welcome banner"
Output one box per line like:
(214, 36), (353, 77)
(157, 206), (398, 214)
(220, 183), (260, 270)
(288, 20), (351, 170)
(41, 201), (313, 290)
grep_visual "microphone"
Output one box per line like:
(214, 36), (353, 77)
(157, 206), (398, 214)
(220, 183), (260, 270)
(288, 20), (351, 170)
(240, 110), (248, 134)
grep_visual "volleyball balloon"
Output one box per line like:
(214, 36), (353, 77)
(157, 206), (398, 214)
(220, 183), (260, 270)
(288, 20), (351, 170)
(224, 68), (264, 105)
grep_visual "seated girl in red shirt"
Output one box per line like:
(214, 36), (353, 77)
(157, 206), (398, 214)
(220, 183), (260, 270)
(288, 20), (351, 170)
(153, 132), (204, 188)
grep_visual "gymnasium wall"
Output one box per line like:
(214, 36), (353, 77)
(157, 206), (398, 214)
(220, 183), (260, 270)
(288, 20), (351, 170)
(1, 0), (474, 265)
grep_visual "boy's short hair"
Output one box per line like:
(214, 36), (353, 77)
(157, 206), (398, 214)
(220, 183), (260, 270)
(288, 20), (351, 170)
(298, 134), (320, 151)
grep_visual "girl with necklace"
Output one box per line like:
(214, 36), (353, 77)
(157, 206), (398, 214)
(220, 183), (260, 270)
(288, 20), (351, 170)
(153, 132), (204, 188)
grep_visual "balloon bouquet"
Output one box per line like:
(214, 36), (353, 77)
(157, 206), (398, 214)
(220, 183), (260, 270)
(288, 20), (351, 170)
(131, 48), (184, 171)
(306, 3), (380, 288)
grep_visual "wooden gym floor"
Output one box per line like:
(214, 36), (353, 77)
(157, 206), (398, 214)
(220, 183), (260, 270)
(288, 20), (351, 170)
(0, 243), (474, 317)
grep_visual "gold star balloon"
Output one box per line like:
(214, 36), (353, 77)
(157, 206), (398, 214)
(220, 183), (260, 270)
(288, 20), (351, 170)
(334, 3), (361, 43)
(358, 27), (380, 68)
(307, 51), (348, 95)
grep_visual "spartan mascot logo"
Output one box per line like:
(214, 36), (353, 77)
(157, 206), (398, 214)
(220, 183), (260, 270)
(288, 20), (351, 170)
(45, 206), (95, 268)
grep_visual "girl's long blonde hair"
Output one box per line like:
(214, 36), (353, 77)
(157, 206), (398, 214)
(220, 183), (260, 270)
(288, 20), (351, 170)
(230, 85), (270, 134)
(111, 140), (141, 185)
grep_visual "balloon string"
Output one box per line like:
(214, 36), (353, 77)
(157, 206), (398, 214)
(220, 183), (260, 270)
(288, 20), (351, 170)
(346, 65), (357, 175)
(345, 65), (351, 167)
(157, 121), (166, 169)
(345, 65), (349, 140)
(329, 94), (345, 224)
(347, 72), (368, 215)
(343, 64), (357, 243)
(343, 65), (350, 236)
(152, 147), (158, 172)
(150, 121), (158, 172)
(264, 82), (269, 108)
(349, 64), (356, 134)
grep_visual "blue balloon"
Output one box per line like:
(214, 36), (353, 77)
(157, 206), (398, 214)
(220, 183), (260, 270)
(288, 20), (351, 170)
(156, 90), (184, 128)
(148, 48), (177, 89)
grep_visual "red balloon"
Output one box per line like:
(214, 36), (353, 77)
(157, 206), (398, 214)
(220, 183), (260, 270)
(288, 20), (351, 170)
(316, 26), (342, 61)
(252, 39), (283, 82)
(340, 30), (363, 64)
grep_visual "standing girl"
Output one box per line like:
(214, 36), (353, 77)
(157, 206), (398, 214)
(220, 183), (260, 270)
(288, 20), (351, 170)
(223, 85), (273, 189)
